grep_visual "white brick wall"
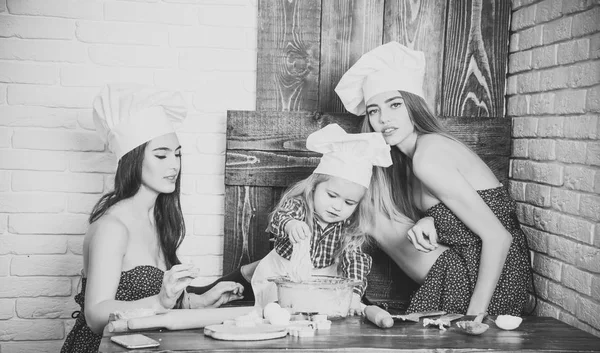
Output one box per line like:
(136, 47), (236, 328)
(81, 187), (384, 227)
(0, 0), (257, 348)
(509, 0), (600, 337)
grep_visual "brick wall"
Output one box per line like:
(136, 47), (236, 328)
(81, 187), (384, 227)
(0, 0), (257, 350)
(508, 0), (600, 337)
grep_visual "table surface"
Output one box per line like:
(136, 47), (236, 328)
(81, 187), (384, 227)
(100, 315), (600, 352)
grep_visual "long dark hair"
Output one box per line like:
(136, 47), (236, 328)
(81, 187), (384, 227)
(89, 142), (185, 269)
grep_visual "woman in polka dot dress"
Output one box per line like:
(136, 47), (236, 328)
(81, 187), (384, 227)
(61, 85), (244, 353)
(335, 42), (534, 316)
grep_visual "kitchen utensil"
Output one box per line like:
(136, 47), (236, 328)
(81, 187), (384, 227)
(204, 323), (288, 341)
(391, 310), (447, 322)
(126, 306), (255, 331)
(268, 275), (361, 319)
(456, 312), (489, 335)
(364, 305), (394, 328)
(422, 313), (464, 330)
(436, 313), (464, 326)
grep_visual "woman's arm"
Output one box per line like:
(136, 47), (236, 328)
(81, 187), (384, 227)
(407, 216), (438, 252)
(369, 211), (447, 284)
(413, 146), (512, 315)
(84, 218), (195, 334)
(184, 282), (244, 309)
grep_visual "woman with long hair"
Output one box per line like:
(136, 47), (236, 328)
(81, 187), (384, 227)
(62, 84), (244, 353)
(335, 42), (534, 316)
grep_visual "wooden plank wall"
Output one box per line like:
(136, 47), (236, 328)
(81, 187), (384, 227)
(442, 0), (511, 117)
(224, 0), (512, 305)
(224, 0), (323, 273)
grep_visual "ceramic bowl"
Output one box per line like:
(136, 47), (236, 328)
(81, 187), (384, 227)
(268, 275), (360, 320)
(495, 315), (523, 330)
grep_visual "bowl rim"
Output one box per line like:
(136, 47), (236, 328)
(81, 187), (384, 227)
(267, 275), (361, 286)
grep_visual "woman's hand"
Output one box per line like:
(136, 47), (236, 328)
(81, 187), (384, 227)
(157, 264), (198, 310)
(186, 281), (244, 309)
(407, 216), (438, 253)
(284, 220), (311, 243)
(348, 293), (364, 316)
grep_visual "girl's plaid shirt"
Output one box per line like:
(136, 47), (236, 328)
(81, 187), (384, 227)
(267, 198), (372, 296)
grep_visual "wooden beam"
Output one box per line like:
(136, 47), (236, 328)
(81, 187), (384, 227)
(226, 111), (510, 155)
(383, 0), (447, 116)
(225, 150), (316, 187)
(226, 110), (363, 151)
(223, 186), (284, 274)
(318, 0), (384, 112)
(256, 0), (322, 111)
(225, 0), (325, 275)
(441, 0), (511, 117)
(225, 151), (508, 186)
(225, 111), (511, 186)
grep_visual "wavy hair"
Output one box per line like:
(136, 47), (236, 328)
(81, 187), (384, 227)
(361, 90), (459, 222)
(269, 173), (372, 259)
(89, 142), (185, 270)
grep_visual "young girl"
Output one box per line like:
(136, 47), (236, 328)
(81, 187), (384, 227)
(335, 42), (533, 316)
(251, 123), (392, 315)
(62, 84), (244, 353)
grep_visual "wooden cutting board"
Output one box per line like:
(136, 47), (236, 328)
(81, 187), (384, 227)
(126, 306), (255, 331)
(204, 324), (288, 341)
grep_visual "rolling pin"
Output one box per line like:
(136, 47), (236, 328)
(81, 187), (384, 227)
(127, 306), (255, 331)
(364, 305), (394, 329)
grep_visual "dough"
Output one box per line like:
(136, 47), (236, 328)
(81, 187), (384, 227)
(263, 302), (282, 320)
(289, 237), (312, 282)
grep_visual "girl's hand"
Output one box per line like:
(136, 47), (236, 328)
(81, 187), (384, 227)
(407, 216), (438, 253)
(157, 264), (198, 310)
(284, 220), (311, 243)
(186, 282), (244, 308)
(348, 293), (364, 316)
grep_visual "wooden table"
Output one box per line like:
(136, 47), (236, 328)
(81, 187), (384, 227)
(100, 315), (600, 352)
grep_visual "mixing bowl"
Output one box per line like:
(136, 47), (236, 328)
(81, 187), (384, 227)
(268, 275), (361, 319)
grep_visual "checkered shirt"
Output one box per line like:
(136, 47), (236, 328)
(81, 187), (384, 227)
(267, 198), (372, 296)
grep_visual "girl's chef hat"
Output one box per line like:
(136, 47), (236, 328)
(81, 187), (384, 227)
(334, 41), (426, 116)
(93, 83), (187, 160)
(306, 124), (392, 188)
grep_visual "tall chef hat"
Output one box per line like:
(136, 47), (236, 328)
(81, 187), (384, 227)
(335, 41), (426, 116)
(93, 83), (187, 160)
(306, 124), (392, 188)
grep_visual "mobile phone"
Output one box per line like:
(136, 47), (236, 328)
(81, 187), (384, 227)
(110, 334), (160, 349)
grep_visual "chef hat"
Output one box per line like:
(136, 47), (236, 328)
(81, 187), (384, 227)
(93, 84), (187, 160)
(335, 41), (426, 116)
(306, 124), (392, 188)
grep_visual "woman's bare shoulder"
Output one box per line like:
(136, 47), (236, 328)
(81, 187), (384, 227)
(86, 212), (130, 246)
(414, 134), (474, 165)
(416, 134), (456, 153)
(412, 134), (453, 170)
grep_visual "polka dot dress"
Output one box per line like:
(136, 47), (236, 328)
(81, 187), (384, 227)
(61, 265), (164, 353)
(406, 186), (532, 316)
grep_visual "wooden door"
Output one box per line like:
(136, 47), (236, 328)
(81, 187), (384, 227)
(224, 0), (511, 308)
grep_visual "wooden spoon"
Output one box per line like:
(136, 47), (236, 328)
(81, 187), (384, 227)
(456, 312), (489, 335)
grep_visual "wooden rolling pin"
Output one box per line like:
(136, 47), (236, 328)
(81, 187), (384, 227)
(364, 305), (394, 329)
(127, 306), (255, 331)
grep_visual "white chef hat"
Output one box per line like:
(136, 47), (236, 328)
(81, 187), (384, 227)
(334, 41), (426, 116)
(306, 124), (392, 188)
(93, 83), (187, 161)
